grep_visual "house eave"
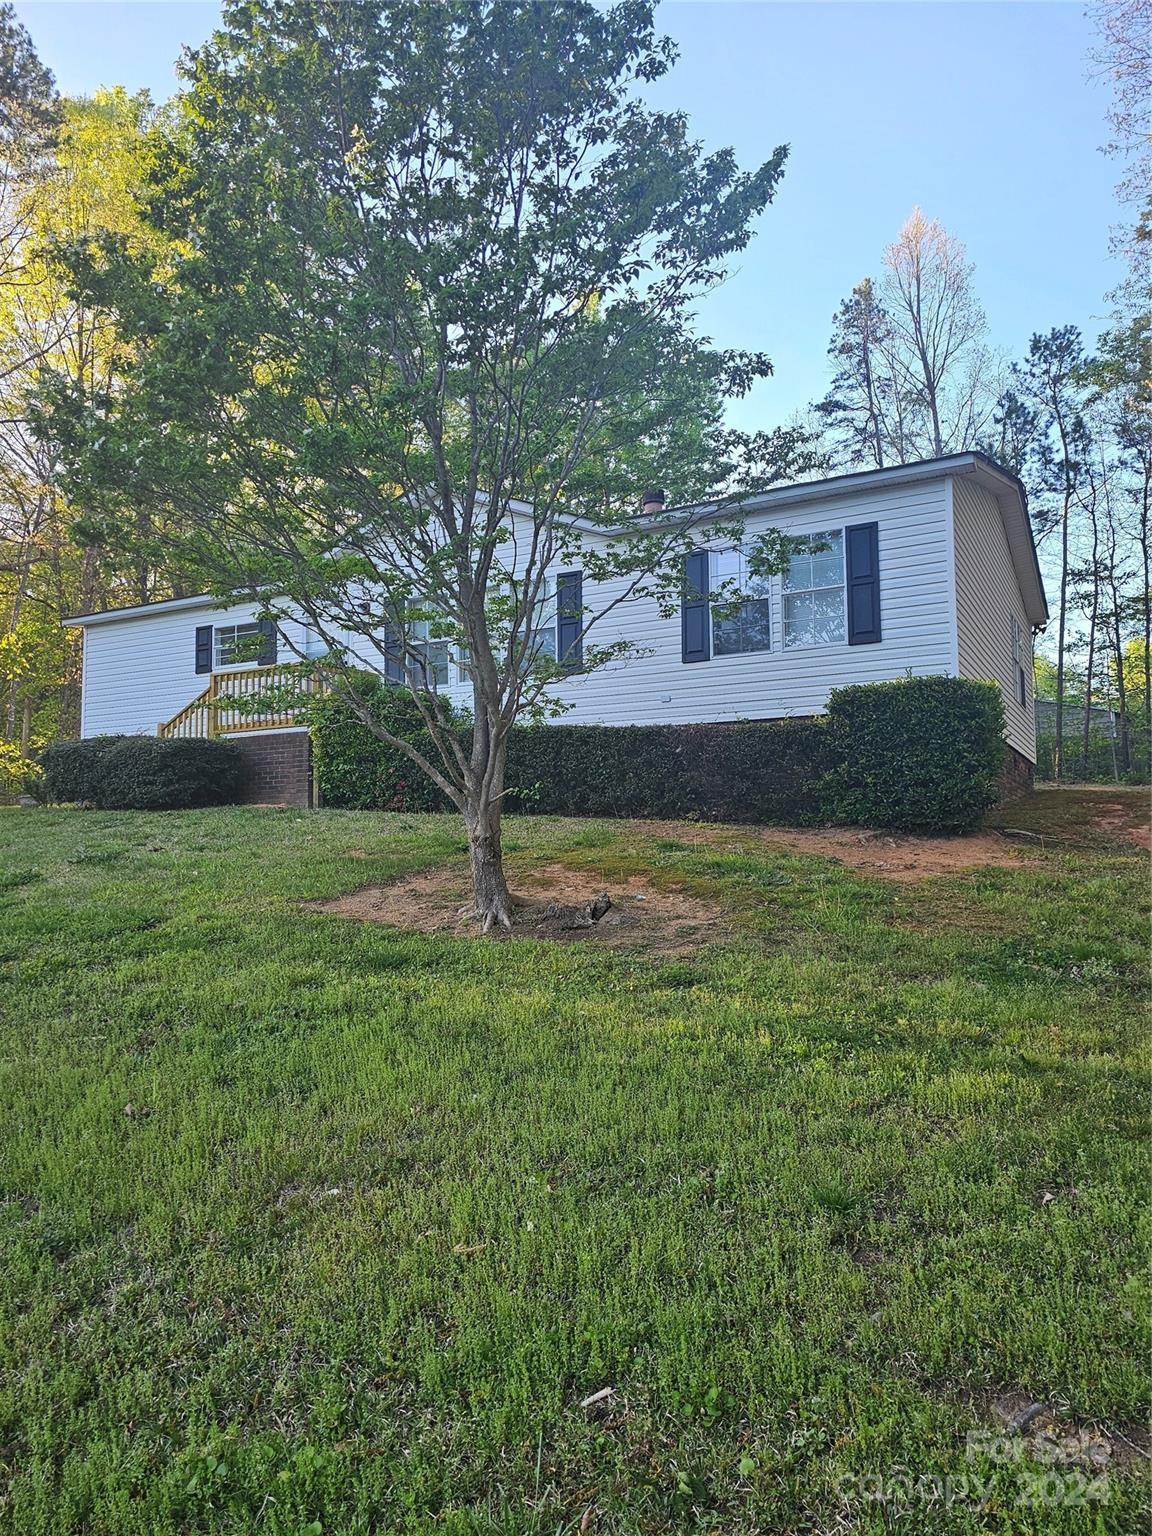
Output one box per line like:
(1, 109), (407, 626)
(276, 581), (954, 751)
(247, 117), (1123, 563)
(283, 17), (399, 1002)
(62, 592), (221, 628)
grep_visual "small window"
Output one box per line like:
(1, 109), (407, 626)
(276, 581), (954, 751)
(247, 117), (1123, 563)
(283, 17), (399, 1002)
(300, 624), (328, 659)
(710, 547), (771, 655)
(214, 622), (261, 667)
(783, 531), (845, 648)
(1011, 616), (1028, 707)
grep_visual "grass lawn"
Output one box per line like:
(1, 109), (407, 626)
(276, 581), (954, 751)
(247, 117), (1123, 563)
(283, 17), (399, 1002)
(0, 795), (1148, 1534)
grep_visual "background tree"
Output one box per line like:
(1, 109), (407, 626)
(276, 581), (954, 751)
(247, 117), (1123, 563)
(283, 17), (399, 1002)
(1007, 327), (1093, 779)
(0, 2), (57, 163)
(815, 211), (999, 468)
(0, 88), (160, 755)
(1088, 0), (1151, 295)
(46, 0), (792, 927)
(813, 278), (898, 468)
(880, 209), (1000, 458)
(1090, 314), (1151, 750)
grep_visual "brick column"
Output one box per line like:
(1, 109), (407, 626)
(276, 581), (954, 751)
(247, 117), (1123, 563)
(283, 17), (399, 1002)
(232, 730), (313, 807)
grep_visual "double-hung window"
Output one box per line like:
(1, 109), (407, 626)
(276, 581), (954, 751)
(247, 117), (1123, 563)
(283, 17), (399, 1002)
(523, 578), (558, 668)
(710, 547), (772, 655)
(1011, 615), (1028, 707)
(214, 622), (262, 667)
(406, 613), (451, 690)
(783, 531), (846, 648)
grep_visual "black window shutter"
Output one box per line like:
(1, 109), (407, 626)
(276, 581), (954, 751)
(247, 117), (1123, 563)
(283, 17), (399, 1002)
(846, 522), (881, 645)
(682, 549), (710, 663)
(195, 624), (213, 674)
(382, 623), (405, 684)
(556, 571), (583, 671)
(257, 618), (278, 665)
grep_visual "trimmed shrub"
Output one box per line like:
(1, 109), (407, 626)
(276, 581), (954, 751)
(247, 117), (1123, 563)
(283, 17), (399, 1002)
(38, 736), (125, 805)
(821, 675), (1005, 833)
(310, 677), (457, 812)
(312, 684), (835, 825)
(0, 742), (42, 803)
(41, 735), (247, 810)
(504, 720), (834, 823)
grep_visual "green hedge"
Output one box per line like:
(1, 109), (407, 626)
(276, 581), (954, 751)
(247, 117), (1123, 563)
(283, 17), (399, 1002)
(40, 735), (248, 810)
(505, 720), (833, 823)
(310, 684), (456, 813)
(821, 675), (1006, 834)
(312, 674), (1007, 834)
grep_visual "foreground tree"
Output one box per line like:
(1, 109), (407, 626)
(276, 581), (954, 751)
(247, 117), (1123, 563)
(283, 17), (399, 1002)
(46, 0), (792, 928)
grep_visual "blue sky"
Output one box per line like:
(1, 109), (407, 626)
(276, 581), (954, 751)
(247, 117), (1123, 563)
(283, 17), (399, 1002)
(15, 1), (1121, 433)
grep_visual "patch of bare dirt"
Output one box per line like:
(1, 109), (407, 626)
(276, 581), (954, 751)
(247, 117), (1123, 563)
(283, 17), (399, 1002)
(646, 821), (1035, 882)
(1089, 803), (1151, 851)
(309, 861), (723, 954)
(974, 1391), (1152, 1478)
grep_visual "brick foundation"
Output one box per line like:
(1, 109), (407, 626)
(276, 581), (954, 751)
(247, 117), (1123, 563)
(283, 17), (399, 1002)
(232, 730), (313, 807)
(999, 743), (1035, 801)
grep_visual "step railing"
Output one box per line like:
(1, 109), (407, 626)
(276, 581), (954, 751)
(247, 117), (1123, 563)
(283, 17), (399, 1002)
(158, 664), (327, 739)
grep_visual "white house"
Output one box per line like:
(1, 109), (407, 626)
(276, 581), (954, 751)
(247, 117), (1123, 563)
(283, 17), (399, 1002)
(62, 452), (1047, 804)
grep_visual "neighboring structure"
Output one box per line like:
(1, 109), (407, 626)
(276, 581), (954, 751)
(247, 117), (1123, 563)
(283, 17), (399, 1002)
(62, 452), (1048, 806)
(1035, 700), (1118, 739)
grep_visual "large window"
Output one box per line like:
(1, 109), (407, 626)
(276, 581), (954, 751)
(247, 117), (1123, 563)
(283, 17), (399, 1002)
(710, 547), (771, 655)
(214, 622), (261, 667)
(783, 530), (845, 648)
(299, 624), (328, 659)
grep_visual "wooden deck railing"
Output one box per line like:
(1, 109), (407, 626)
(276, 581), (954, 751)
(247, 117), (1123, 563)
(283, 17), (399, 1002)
(158, 664), (328, 740)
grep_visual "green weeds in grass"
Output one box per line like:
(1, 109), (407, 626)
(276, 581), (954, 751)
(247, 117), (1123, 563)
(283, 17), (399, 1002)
(0, 799), (1147, 1533)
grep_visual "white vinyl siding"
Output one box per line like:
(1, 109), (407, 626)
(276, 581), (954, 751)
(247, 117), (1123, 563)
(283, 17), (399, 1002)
(951, 473), (1037, 762)
(538, 477), (954, 725)
(78, 604), (344, 737)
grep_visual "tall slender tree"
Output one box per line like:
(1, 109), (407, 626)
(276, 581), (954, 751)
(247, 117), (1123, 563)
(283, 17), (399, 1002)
(814, 278), (895, 469)
(0, 88), (161, 751)
(815, 211), (1000, 469)
(1008, 328), (1093, 780)
(880, 209), (999, 459)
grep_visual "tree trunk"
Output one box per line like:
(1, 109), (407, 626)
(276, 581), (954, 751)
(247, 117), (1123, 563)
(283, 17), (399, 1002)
(1081, 496), (1101, 780)
(462, 705), (514, 933)
(465, 806), (514, 934)
(1053, 488), (1071, 782)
